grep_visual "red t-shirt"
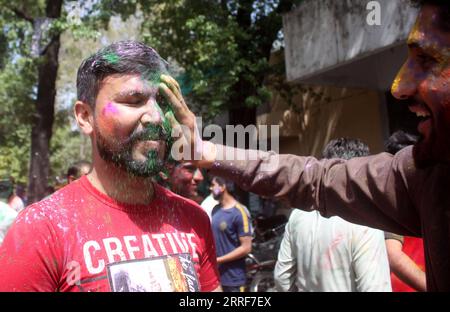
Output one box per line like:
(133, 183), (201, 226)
(0, 176), (220, 292)
(391, 236), (425, 292)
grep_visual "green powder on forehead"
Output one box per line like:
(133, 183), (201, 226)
(102, 52), (120, 65)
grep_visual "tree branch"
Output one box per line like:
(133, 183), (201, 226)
(11, 7), (34, 23)
(40, 33), (58, 56)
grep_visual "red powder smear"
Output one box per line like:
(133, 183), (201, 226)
(102, 102), (119, 115)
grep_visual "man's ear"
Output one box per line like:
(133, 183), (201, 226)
(74, 101), (94, 135)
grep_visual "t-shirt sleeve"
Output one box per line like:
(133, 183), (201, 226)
(384, 231), (404, 243)
(196, 210), (220, 292)
(0, 205), (63, 291)
(234, 205), (252, 237)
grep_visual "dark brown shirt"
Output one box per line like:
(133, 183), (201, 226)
(211, 145), (450, 291)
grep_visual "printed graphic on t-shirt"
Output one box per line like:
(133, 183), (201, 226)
(106, 253), (200, 292)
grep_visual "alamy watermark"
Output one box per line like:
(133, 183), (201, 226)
(169, 117), (280, 172)
(366, 1), (381, 26)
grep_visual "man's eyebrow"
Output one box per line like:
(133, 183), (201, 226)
(113, 90), (153, 98)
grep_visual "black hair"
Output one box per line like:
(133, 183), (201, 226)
(212, 176), (235, 194)
(76, 41), (169, 107)
(410, 0), (450, 31)
(67, 160), (92, 179)
(322, 138), (370, 160)
(384, 130), (419, 154)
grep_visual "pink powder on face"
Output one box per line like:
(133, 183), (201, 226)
(102, 102), (119, 115)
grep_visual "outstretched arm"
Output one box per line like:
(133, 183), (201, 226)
(159, 74), (422, 236)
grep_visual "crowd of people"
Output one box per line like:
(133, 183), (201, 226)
(0, 161), (92, 245)
(0, 0), (448, 292)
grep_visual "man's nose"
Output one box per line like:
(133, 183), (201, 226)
(391, 60), (418, 100)
(140, 101), (163, 126)
(193, 169), (204, 182)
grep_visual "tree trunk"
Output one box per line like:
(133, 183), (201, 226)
(27, 0), (62, 204)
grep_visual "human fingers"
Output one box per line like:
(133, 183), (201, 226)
(160, 74), (185, 106)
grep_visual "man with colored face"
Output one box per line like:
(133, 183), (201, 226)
(391, 1), (450, 168)
(164, 162), (205, 204)
(0, 41), (220, 292)
(162, 1), (450, 291)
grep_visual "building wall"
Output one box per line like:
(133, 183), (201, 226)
(257, 85), (386, 158)
(283, 0), (417, 88)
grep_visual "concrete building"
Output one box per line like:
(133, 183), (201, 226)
(257, 0), (420, 158)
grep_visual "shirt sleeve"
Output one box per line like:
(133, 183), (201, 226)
(384, 232), (405, 243)
(274, 212), (297, 292)
(0, 205), (63, 291)
(234, 204), (252, 237)
(352, 226), (392, 292)
(210, 145), (421, 237)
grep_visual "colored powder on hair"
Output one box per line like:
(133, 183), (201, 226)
(103, 52), (120, 65)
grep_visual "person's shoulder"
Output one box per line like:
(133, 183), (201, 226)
(156, 184), (197, 206)
(155, 184), (209, 219)
(232, 202), (253, 223)
(19, 181), (82, 218)
(234, 202), (247, 212)
(211, 204), (221, 216)
(349, 221), (384, 240)
(289, 208), (318, 221)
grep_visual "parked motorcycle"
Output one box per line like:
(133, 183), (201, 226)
(246, 217), (286, 292)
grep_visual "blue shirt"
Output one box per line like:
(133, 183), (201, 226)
(211, 203), (252, 286)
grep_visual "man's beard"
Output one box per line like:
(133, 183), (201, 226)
(96, 124), (171, 177)
(212, 191), (222, 201)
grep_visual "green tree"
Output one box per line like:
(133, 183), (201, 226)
(102, 0), (301, 125)
(0, 0), (106, 203)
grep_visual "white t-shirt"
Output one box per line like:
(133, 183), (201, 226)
(0, 201), (18, 245)
(200, 194), (219, 221)
(274, 209), (392, 292)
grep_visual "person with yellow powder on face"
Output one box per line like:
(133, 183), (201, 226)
(160, 0), (450, 291)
